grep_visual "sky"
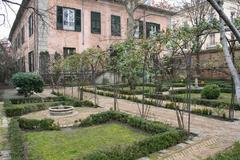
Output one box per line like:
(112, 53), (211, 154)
(0, 0), (179, 39)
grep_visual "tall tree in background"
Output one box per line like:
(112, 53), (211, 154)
(0, 39), (17, 83)
(181, 0), (212, 86)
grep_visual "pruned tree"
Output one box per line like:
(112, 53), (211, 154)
(180, 0), (213, 87)
(81, 48), (108, 106)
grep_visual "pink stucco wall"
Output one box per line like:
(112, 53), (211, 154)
(47, 0), (171, 55)
(11, 0), (172, 72)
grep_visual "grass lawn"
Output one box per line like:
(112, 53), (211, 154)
(0, 128), (7, 150)
(175, 93), (234, 104)
(25, 123), (148, 160)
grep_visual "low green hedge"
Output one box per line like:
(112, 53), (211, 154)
(8, 96), (64, 104)
(145, 94), (240, 110)
(80, 111), (171, 134)
(97, 84), (169, 95)
(83, 88), (231, 120)
(169, 88), (232, 95)
(81, 130), (185, 160)
(4, 95), (95, 117)
(18, 118), (60, 130)
(192, 108), (213, 116)
(8, 118), (25, 160)
(4, 102), (63, 117)
(208, 142), (240, 160)
(79, 111), (187, 160)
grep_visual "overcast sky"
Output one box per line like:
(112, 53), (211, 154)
(0, 0), (179, 40)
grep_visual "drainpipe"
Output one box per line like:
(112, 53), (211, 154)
(35, 0), (39, 73)
(82, 0), (85, 46)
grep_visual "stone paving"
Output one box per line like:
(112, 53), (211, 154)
(58, 87), (240, 160)
(0, 102), (10, 160)
(22, 107), (107, 127)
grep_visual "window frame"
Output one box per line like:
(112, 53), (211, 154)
(91, 11), (101, 34)
(63, 47), (76, 58)
(56, 6), (81, 32)
(28, 14), (33, 37)
(111, 15), (121, 36)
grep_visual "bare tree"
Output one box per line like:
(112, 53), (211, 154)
(181, 0), (212, 87)
(207, 0), (240, 105)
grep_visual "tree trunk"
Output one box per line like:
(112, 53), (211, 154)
(207, 0), (240, 44)
(218, 1), (240, 105)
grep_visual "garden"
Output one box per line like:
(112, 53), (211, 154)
(1, 6), (240, 159)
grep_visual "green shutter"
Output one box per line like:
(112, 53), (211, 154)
(139, 21), (143, 38)
(156, 24), (160, 33)
(75, 9), (81, 32)
(57, 6), (63, 30)
(91, 12), (101, 34)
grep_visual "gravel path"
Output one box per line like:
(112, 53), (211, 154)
(0, 102), (10, 160)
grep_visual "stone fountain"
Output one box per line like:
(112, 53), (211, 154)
(49, 105), (74, 116)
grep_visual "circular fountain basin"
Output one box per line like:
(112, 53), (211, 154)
(49, 105), (74, 116)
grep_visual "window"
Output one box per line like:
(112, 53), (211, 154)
(111, 15), (121, 36)
(28, 14), (33, 37)
(21, 26), (25, 44)
(209, 34), (215, 46)
(63, 47), (76, 58)
(28, 51), (34, 72)
(63, 8), (75, 30)
(57, 6), (81, 31)
(91, 12), (101, 34)
(146, 22), (160, 38)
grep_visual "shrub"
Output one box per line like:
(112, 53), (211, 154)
(8, 96), (64, 104)
(80, 111), (171, 134)
(191, 108), (213, 116)
(207, 142), (240, 160)
(11, 72), (44, 97)
(18, 118), (60, 130)
(8, 118), (25, 160)
(80, 130), (186, 160)
(201, 84), (220, 99)
(4, 102), (62, 117)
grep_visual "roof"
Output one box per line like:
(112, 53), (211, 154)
(9, 0), (176, 41)
(9, 0), (30, 42)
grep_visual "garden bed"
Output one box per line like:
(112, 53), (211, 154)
(10, 111), (187, 160)
(25, 123), (148, 160)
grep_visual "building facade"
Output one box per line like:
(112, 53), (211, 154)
(9, 0), (174, 73)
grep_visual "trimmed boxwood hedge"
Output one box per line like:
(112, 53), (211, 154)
(8, 118), (25, 160)
(83, 88), (232, 120)
(79, 111), (187, 160)
(4, 101), (63, 117)
(145, 94), (240, 110)
(9, 96), (64, 104)
(4, 95), (95, 117)
(80, 111), (172, 134)
(18, 118), (60, 130)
